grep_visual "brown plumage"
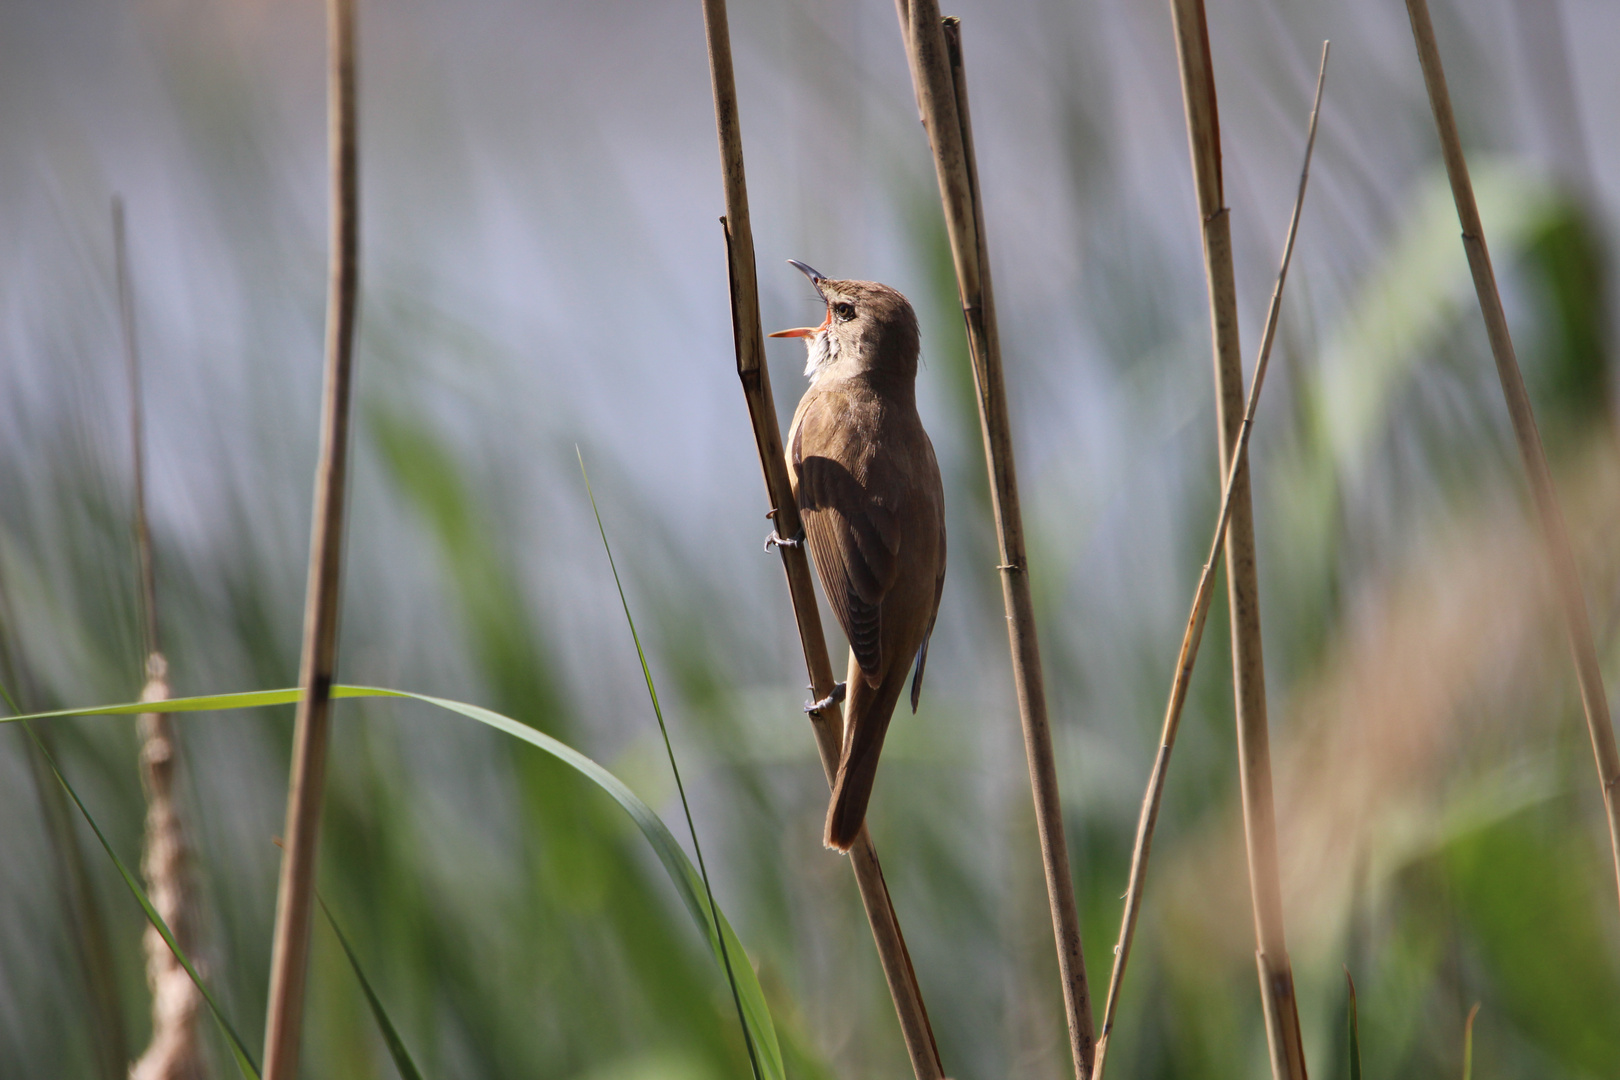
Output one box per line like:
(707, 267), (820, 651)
(770, 262), (945, 851)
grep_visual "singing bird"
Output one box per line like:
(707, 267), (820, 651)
(769, 260), (946, 851)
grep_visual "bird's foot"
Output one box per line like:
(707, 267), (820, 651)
(764, 527), (805, 552)
(804, 681), (846, 714)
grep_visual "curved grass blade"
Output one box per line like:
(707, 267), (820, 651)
(16, 721), (261, 1079)
(1345, 967), (1361, 1080)
(0, 685), (406, 723)
(1463, 1002), (1480, 1080)
(578, 449), (764, 1080)
(4, 685), (784, 1080)
(316, 892), (425, 1080)
(398, 689), (786, 1080)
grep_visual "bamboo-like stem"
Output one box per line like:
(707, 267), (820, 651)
(1164, 3), (1307, 1076)
(699, 2), (944, 1077)
(1405, 0), (1620, 913)
(262, 0), (359, 1075)
(893, 7), (1094, 1076)
(117, 196), (208, 1080)
(1091, 46), (1328, 1079)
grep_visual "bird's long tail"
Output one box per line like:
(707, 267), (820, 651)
(825, 652), (907, 852)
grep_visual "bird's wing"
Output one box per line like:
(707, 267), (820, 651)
(792, 398), (901, 683)
(908, 435), (946, 712)
(909, 512), (947, 712)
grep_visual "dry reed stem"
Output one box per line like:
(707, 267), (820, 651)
(1158, 434), (1620, 972)
(892, 6), (1095, 1076)
(699, 2), (944, 1076)
(117, 199), (160, 664)
(1091, 45), (1327, 1080)
(262, 0), (359, 1074)
(1405, 0), (1620, 913)
(1164, 2), (1306, 1076)
(117, 197), (208, 1080)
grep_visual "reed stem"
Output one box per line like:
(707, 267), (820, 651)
(1091, 45), (1327, 1079)
(892, 6), (1095, 1076)
(1164, 2), (1307, 1075)
(117, 196), (209, 1080)
(699, 2), (944, 1076)
(1405, 0), (1620, 915)
(117, 199), (160, 664)
(262, 0), (359, 1074)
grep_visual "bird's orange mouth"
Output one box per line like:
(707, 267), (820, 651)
(768, 307), (830, 339)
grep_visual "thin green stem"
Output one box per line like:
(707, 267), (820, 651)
(578, 449), (761, 1080)
(315, 891), (425, 1080)
(6, 704), (261, 1079)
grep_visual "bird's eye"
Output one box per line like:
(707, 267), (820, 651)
(833, 301), (856, 322)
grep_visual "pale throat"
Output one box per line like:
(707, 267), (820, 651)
(804, 327), (841, 380)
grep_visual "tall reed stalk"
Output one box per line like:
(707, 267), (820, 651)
(117, 195), (208, 1080)
(262, 0), (359, 1074)
(1091, 46), (1327, 1078)
(1405, 0), (1620, 913)
(891, 5), (1095, 1076)
(117, 198), (160, 678)
(1164, 2), (1306, 1075)
(698, 2), (944, 1077)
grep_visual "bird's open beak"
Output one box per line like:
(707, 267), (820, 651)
(787, 259), (827, 298)
(769, 258), (829, 338)
(768, 314), (827, 339)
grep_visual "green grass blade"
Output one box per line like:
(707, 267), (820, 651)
(16, 721), (261, 1079)
(6, 684), (783, 1080)
(578, 449), (768, 1080)
(1463, 1002), (1480, 1080)
(400, 687), (786, 1080)
(316, 893), (426, 1080)
(1345, 967), (1361, 1080)
(0, 684), (406, 724)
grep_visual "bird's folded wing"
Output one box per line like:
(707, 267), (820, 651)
(910, 517), (947, 711)
(793, 406), (901, 682)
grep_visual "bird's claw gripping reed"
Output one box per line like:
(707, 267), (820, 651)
(764, 527), (805, 552)
(804, 681), (846, 715)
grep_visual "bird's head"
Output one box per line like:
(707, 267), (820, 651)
(770, 260), (920, 386)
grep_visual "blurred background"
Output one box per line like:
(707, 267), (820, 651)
(2, 0), (1618, 1076)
